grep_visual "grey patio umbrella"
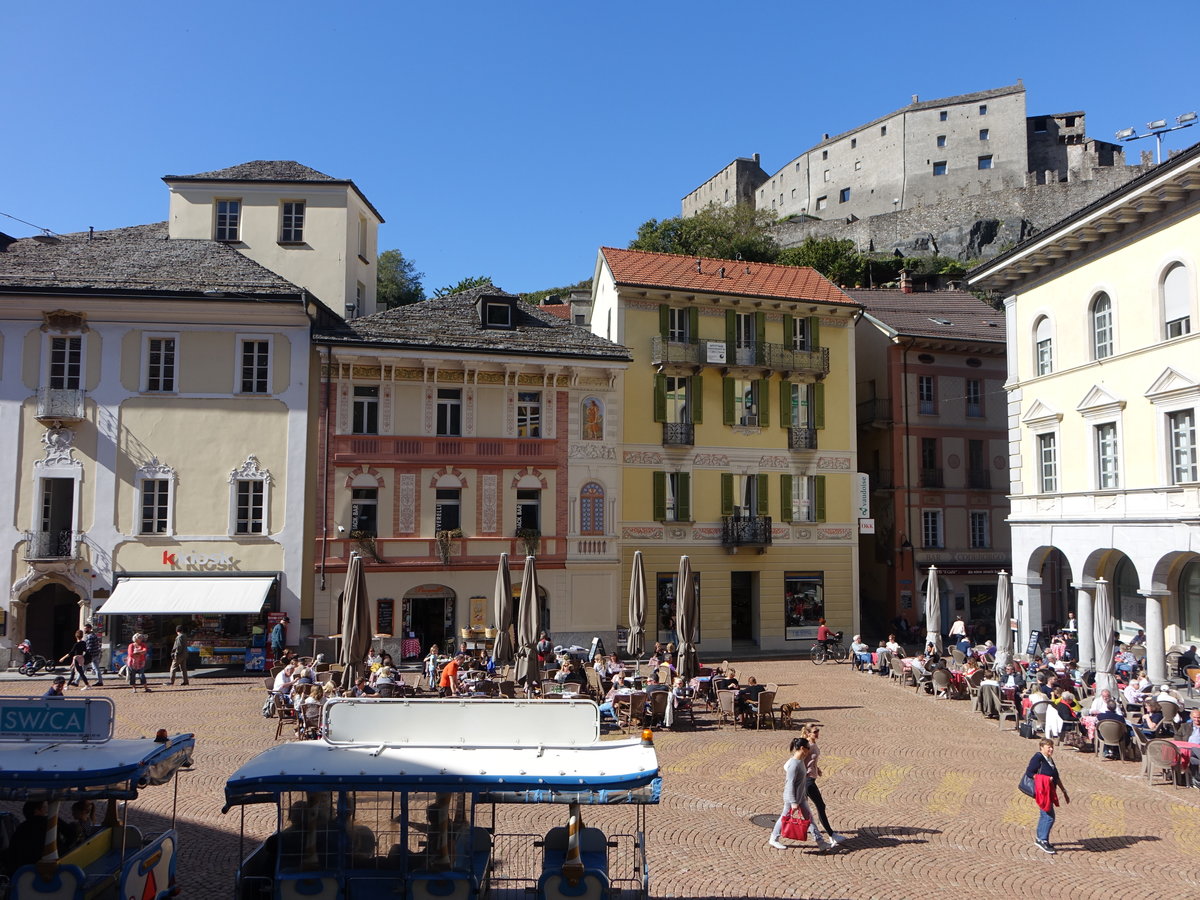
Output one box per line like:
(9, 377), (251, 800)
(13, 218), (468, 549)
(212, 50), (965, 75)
(993, 570), (1013, 672)
(513, 555), (542, 690)
(1093, 577), (1118, 696)
(626, 551), (647, 662)
(924, 565), (942, 654)
(338, 552), (372, 692)
(492, 553), (514, 667)
(676, 555), (700, 683)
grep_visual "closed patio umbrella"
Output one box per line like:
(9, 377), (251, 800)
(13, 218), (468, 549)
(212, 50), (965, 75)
(1092, 577), (1118, 697)
(993, 570), (1013, 672)
(513, 555), (542, 690)
(626, 551), (647, 662)
(676, 555), (699, 683)
(924, 565), (942, 654)
(338, 552), (372, 692)
(492, 553), (514, 667)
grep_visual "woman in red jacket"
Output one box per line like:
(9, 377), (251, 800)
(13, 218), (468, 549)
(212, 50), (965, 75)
(1024, 738), (1070, 854)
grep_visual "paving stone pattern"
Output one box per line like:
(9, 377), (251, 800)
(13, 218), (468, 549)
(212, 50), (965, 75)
(3, 661), (1198, 899)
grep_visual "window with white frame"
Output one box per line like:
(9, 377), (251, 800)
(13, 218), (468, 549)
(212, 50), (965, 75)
(48, 336), (82, 389)
(1035, 317), (1053, 375)
(434, 488), (460, 532)
(791, 316), (810, 351)
(229, 455), (271, 535)
(977, 155), (993, 170)
(965, 379), (983, 417)
(667, 307), (691, 343)
(969, 511), (990, 549)
(579, 482), (605, 535)
(144, 335), (177, 392)
(351, 487), (378, 536)
(734, 378), (759, 426)
(791, 382), (813, 427)
(1169, 409), (1197, 485)
(1092, 292), (1113, 359)
(140, 479), (171, 535)
(516, 391), (541, 438)
(352, 386), (379, 435)
(734, 312), (756, 349)
(1163, 263), (1191, 339)
(238, 338), (271, 394)
(516, 489), (540, 532)
(280, 201), (305, 242)
(664, 376), (691, 424)
(792, 475), (818, 522)
(1038, 432), (1058, 492)
(921, 509), (943, 549)
(215, 199), (241, 241)
(918, 375), (936, 414)
(436, 388), (462, 436)
(1095, 422), (1119, 489)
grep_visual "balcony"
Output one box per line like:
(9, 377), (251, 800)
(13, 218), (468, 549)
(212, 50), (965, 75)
(649, 338), (829, 378)
(650, 337), (703, 367)
(332, 434), (556, 465)
(24, 530), (80, 561)
(788, 426), (817, 451)
(36, 387), (86, 424)
(662, 422), (694, 446)
(856, 397), (892, 427)
(967, 468), (992, 489)
(721, 515), (773, 548)
(919, 468), (944, 488)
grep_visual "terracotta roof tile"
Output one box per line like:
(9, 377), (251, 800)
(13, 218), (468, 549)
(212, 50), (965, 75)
(600, 247), (859, 307)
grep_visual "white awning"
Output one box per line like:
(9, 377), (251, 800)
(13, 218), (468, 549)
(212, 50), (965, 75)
(99, 577), (274, 615)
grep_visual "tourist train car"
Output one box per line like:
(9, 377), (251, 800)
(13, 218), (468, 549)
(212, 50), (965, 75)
(0, 695), (195, 900)
(224, 697), (661, 900)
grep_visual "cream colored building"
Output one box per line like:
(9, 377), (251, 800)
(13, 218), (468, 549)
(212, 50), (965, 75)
(970, 142), (1200, 682)
(0, 223), (320, 667)
(592, 248), (862, 654)
(164, 160), (384, 319)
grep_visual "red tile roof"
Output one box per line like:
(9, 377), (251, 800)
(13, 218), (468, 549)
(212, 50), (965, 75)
(537, 302), (572, 320)
(600, 247), (860, 308)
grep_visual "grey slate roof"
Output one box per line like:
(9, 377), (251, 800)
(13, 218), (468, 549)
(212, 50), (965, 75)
(163, 160), (338, 183)
(317, 284), (632, 362)
(845, 288), (1005, 344)
(0, 223), (303, 297)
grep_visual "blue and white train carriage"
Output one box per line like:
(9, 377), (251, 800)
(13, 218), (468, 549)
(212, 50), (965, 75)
(223, 698), (661, 900)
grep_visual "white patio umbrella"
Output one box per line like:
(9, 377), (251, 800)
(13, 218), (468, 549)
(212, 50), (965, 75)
(993, 570), (1013, 672)
(626, 551), (647, 662)
(1092, 577), (1118, 697)
(924, 565), (942, 654)
(492, 553), (514, 668)
(513, 556), (542, 690)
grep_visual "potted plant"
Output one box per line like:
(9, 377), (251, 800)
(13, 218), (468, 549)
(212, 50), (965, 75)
(515, 527), (540, 556)
(435, 527), (464, 564)
(350, 530), (382, 563)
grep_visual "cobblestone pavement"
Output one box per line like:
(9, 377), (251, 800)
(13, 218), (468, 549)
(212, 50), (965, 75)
(3, 661), (1199, 899)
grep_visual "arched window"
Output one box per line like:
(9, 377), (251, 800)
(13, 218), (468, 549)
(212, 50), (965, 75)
(1091, 292), (1112, 360)
(1034, 316), (1053, 375)
(1163, 263), (1191, 338)
(1114, 557), (1143, 635)
(579, 482), (605, 535)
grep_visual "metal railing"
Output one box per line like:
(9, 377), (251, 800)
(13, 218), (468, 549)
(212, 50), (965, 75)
(36, 387), (86, 422)
(856, 397), (893, 426)
(788, 426), (817, 450)
(720, 515), (773, 547)
(967, 469), (992, 489)
(649, 337), (829, 377)
(919, 468), (944, 488)
(662, 422), (694, 446)
(24, 530), (80, 560)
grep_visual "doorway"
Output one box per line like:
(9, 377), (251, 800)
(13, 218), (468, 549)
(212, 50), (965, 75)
(24, 582), (81, 659)
(404, 594), (455, 653)
(730, 572), (756, 642)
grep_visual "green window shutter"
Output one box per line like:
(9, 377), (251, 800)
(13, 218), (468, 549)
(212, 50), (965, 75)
(725, 309), (736, 346)
(808, 316), (821, 351)
(782, 314), (794, 349)
(758, 379), (770, 428)
(780, 474), (794, 522)
(652, 472), (666, 521)
(687, 307), (699, 341)
(722, 377), (735, 425)
(691, 376), (703, 424)
(814, 475), (826, 522)
(658, 305), (670, 339)
(677, 473), (691, 521)
(779, 380), (792, 427)
(756, 474), (770, 516)
(720, 473), (734, 516)
(653, 374), (667, 423)
(755, 312), (766, 347)
(813, 383), (825, 429)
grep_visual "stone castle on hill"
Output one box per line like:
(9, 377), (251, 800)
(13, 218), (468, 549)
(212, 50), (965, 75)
(683, 82), (1159, 260)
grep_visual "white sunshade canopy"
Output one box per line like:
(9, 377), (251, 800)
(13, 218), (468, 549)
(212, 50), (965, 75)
(100, 577), (274, 615)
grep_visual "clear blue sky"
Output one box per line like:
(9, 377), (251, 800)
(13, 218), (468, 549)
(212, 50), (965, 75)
(3, 1), (1197, 296)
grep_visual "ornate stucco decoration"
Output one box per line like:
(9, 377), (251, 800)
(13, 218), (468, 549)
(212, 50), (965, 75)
(41, 310), (88, 333)
(37, 427), (80, 469)
(229, 454), (274, 484)
(135, 456), (176, 482)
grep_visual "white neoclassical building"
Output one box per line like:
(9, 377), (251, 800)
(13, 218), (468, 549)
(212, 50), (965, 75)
(970, 142), (1200, 682)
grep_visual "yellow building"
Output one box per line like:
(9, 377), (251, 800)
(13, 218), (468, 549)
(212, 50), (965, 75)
(970, 141), (1200, 682)
(592, 248), (862, 654)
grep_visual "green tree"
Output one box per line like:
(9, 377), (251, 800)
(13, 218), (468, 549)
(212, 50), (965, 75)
(433, 275), (493, 297)
(522, 278), (592, 306)
(776, 237), (868, 286)
(376, 249), (425, 308)
(629, 204), (780, 263)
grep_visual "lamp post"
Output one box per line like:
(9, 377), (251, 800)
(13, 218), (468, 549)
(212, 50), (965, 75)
(1115, 112), (1197, 164)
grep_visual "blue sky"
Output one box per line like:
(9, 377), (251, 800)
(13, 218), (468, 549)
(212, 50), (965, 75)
(3, 1), (1197, 296)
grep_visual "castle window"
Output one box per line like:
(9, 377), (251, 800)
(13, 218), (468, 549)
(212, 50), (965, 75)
(880, 125), (887, 136)
(979, 128), (990, 140)
(933, 161), (947, 176)
(978, 155), (994, 170)
(821, 150), (828, 160)
(979, 104), (988, 115)
(839, 188), (851, 203)
(936, 135), (946, 148)
(939, 110), (948, 122)
(851, 138), (857, 148)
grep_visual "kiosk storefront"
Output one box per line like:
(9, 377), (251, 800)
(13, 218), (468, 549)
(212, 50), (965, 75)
(98, 574), (279, 672)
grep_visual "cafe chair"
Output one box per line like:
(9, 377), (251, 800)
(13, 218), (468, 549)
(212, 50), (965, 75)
(749, 690), (777, 730)
(646, 690), (669, 727)
(1095, 718), (1133, 762)
(273, 695), (298, 741)
(716, 690), (738, 728)
(1144, 739), (1192, 788)
(997, 690), (1022, 731)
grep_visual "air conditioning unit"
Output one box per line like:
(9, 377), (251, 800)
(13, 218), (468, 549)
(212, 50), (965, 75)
(742, 415), (759, 427)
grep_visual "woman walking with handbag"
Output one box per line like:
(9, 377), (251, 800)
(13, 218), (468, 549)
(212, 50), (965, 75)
(1023, 738), (1070, 854)
(768, 737), (831, 852)
(799, 724), (848, 847)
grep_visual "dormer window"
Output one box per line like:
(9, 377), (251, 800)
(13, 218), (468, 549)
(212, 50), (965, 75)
(478, 294), (517, 329)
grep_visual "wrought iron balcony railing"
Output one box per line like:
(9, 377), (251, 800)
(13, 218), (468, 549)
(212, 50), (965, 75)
(919, 468), (944, 488)
(662, 422), (694, 446)
(24, 530), (80, 560)
(36, 387), (86, 423)
(967, 468), (992, 489)
(720, 515), (773, 547)
(788, 426), (817, 450)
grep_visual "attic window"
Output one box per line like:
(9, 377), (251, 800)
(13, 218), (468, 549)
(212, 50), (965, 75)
(917, 353), (935, 364)
(480, 296), (516, 329)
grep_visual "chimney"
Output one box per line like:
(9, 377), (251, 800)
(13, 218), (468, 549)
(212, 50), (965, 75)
(695, 259), (702, 273)
(900, 268), (914, 294)
(753, 153), (760, 164)
(719, 266), (726, 278)
(911, 94), (919, 104)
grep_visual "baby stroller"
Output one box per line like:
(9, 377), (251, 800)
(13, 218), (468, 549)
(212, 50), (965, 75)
(17, 639), (58, 676)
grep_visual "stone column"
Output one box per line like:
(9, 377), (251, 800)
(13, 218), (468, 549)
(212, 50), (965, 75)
(1073, 584), (1094, 671)
(1141, 590), (1168, 684)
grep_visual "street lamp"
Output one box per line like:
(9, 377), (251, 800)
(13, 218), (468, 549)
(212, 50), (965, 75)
(1115, 112), (1197, 164)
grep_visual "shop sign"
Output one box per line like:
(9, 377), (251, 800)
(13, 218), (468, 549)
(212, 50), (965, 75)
(705, 341), (727, 364)
(859, 518), (875, 534)
(161, 550), (239, 571)
(855, 473), (870, 519)
(0, 695), (114, 742)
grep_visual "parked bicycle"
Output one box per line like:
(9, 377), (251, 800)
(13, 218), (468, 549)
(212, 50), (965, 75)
(17, 638), (60, 676)
(809, 631), (848, 665)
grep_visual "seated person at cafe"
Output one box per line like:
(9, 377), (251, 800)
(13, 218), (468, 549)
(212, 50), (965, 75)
(592, 653), (607, 677)
(735, 676), (767, 718)
(1096, 699), (1132, 759)
(553, 658), (576, 683)
(439, 654), (463, 696)
(597, 675), (625, 723)
(1138, 698), (1168, 739)
(884, 634), (904, 656)
(273, 663), (296, 696)
(1178, 644), (1199, 676)
(352, 676), (377, 697)
(561, 659), (587, 687)
(1129, 628), (1147, 646)
(1124, 673), (1151, 705)
(1089, 688), (1115, 714)
(1053, 690), (1080, 723)
(1114, 643), (1137, 678)
(604, 652), (625, 678)
(850, 635), (872, 670)
(644, 672), (669, 694)
(998, 663), (1022, 692)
